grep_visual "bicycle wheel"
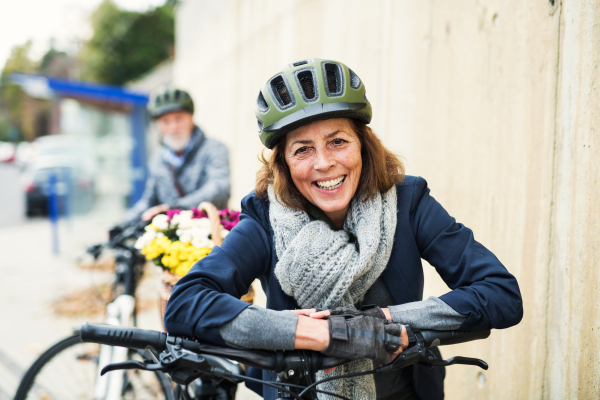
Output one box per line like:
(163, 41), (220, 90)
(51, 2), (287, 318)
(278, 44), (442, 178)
(14, 334), (174, 400)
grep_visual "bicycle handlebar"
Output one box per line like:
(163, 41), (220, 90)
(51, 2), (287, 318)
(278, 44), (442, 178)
(81, 323), (490, 399)
(80, 323), (333, 371)
(80, 323), (167, 352)
(80, 323), (490, 372)
(417, 328), (490, 347)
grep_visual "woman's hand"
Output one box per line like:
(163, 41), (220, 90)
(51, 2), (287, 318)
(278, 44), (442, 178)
(294, 315), (329, 351)
(291, 308), (317, 317)
(387, 325), (409, 364)
(141, 204), (170, 221)
(298, 307), (408, 373)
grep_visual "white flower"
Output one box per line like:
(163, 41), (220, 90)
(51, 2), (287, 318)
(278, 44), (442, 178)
(144, 224), (157, 232)
(194, 218), (211, 229)
(179, 210), (194, 220)
(151, 214), (169, 230)
(220, 229), (229, 239)
(134, 237), (146, 250)
(192, 238), (214, 249)
(179, 232), (192, 243)
(189, 227), (209, 241)
(134, 229), (158, 249)
(173, 210), (194, 229)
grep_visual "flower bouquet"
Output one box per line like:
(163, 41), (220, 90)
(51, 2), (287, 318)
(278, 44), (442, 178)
(135, 206), (240, 277)
(134, 202), (251, 329)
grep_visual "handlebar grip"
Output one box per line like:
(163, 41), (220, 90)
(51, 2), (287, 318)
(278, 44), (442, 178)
(417, 329), (490, 348)
(80, 323), (167, 352)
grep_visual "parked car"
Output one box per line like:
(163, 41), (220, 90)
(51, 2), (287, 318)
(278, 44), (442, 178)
(23, 155), (95, 217)
(0, 142), (16, 163)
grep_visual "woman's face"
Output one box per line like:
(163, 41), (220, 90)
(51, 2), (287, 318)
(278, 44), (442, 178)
(284, 118), (362, 228)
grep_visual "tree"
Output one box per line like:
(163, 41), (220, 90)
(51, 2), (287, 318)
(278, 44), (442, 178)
(39, 47), (73, 78)
(0, 41), (37, 141)
(80, 0), (174, 85)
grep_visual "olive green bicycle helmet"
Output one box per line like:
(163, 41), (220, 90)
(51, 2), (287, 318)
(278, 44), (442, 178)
(256, 58), (372, 149)
(148, 87), (195, 119)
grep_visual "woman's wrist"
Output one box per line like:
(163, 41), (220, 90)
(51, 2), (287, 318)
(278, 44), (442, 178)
(381, 307), (393, 321)
(294, 315), (329, 351)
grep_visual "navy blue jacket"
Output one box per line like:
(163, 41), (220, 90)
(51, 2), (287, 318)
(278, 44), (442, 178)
(165, 176), (523, 399)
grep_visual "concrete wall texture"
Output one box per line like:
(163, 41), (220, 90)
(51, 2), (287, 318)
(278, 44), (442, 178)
(174, 1), (599, 398)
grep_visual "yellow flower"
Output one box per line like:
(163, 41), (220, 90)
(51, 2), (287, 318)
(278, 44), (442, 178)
(141, 237), (172, 260)
(141, 235), (214, 277)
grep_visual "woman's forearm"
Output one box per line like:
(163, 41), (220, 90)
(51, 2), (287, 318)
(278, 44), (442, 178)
(219, 305), (298, 350)
(388, 296), (467, 330)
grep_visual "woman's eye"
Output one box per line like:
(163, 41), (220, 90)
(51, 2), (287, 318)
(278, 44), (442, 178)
(295, 146), (309, 155)
(331, 138), (346, 146)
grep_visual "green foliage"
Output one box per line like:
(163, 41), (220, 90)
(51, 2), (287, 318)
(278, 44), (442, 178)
(81, 0), (174, 85)
(0, 41), (37, 141)
(0, 118), (10, 142)
(38, 48), (70, 77)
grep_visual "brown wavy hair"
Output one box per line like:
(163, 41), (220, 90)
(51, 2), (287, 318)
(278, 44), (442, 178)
(255, 119), (405, 211)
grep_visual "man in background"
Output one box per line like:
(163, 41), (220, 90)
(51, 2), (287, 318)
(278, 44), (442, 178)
(121, 87), (230, 224)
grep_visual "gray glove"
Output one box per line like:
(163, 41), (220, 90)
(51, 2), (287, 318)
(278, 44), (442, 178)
(321, 314), (402, 367)
(318, 305), (387, 320)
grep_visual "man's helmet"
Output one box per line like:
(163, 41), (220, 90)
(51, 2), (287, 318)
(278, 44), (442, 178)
(255, 58), (372, 149)
(148, 87), (194, 119)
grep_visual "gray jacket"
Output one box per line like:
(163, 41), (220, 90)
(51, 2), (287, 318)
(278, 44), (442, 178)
(123, 126), (230, 223)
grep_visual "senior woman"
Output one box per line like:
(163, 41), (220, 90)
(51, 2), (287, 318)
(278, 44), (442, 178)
(164, 59), (523, 400)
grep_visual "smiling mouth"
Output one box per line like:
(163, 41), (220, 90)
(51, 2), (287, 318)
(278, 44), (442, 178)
(315, 175), (346, 191)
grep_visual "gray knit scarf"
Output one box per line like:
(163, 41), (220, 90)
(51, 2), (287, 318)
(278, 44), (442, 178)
(269, 185), (398, 400)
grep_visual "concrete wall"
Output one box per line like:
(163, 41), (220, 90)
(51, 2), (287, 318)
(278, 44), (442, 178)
(174, 1), (600, 398)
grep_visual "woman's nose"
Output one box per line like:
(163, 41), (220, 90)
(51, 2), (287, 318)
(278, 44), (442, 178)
(313, 148), (335, 171)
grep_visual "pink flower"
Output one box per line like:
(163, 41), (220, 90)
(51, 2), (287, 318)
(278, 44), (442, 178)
(218, 208), (240, 230)
(222, 220), (236, 231)
(191, 207), (208, 219)
(166, 209), (183, 222)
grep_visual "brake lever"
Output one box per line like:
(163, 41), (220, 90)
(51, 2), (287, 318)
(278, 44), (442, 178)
(101, 359), (163, 375)
(428, 356), (488, 370)
(376, 330), (489, 374)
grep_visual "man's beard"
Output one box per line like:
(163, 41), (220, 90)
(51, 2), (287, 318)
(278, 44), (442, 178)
(163, 134), (190, 152)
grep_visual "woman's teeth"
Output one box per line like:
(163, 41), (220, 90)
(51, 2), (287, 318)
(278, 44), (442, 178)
(316, 176), (345, 190)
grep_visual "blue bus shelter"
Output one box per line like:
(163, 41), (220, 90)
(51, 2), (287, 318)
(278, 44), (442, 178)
(11, 73), (149, 205)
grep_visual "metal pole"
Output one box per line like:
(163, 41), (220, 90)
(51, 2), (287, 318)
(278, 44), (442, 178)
(129, 106), (147, 206)
(48, 172), (60, 255)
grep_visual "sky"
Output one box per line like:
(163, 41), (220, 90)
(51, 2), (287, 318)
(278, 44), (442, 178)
(0, 0), (166, 72)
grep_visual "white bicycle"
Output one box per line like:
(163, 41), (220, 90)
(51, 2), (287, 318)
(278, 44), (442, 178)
(14, 222), (174, 400)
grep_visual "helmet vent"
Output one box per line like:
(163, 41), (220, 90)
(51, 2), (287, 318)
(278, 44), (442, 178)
(293, 60), (309, 67)
(349, 69), (361, 89)
(270, 75), (294, 109)
(323, 63), (344, 97)
(257, 118), (264, 134)
(174, 90), (181, 101)
(256, 91), (269, 112)
(296, 69), (317, 102)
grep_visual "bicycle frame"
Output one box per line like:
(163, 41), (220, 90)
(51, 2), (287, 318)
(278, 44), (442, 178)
(91, 228), (145, 400)
(94, 294), (136, 400)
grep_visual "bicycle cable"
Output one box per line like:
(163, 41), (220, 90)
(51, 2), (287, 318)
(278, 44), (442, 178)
(298, 367), (379, 398)
(213, 370), (350, 400)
